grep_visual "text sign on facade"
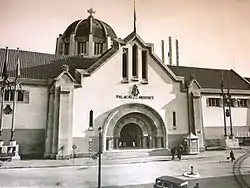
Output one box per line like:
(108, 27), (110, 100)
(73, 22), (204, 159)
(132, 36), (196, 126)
(116, 95), (154, 100)
(116, 84), (154, 100)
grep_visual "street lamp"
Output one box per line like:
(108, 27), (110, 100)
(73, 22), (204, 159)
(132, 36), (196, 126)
(98, 126), (102, 188)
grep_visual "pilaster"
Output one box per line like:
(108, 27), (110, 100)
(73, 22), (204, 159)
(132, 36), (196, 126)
(107, 36), (112, 49)
(44, 87), (55, 158)
(191, 92), (205, 150)
(69, 33), (76, 56)
(51, 87), (60, 155)
(56, 85), (74, 159)
(88, 34), (94, 57)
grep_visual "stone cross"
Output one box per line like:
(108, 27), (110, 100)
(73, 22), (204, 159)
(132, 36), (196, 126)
(87, 8), (96, 16)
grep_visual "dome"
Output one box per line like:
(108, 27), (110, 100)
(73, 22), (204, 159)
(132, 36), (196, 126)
(62, 16), (117, 40)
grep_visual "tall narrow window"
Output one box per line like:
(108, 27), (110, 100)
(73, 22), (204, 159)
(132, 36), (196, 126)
(122, 48), (128, 82)
(142, 50), (148, 83)
(173, 111), (176, 129)
(78, 42), (87, 55)
(4, 89), (28, 103)
(132, 44), (138, 79)
(89, 110), (93, 130)
(94, 42), (103, 55)
(64, 42), (69, 55)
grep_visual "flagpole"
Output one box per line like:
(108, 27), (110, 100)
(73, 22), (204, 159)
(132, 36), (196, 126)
(10, 48), (20, 141)
(134, 0), (136, 33)
(0, 47), (9, 141)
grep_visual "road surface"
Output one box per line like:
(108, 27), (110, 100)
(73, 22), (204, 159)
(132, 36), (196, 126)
(0, 157), (249, 187)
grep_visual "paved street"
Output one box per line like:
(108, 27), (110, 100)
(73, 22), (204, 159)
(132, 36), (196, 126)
(0, 148), (249, 187)
(0, 156), (249, 188)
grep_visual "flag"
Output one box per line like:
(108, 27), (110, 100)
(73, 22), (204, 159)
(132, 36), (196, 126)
(2, 47), (9, 81)
(134, 1), (136, 33)
(15, 48), (21, 80)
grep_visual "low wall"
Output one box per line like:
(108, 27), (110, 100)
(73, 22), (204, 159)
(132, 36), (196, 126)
(1, 129), (45, 159)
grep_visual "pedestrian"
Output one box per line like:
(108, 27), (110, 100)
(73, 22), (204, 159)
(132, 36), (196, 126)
(230, 150), (235, 162)
(177, 145), (183, 160)
(171, 146), (176, 160)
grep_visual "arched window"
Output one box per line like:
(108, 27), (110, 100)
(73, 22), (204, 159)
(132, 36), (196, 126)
(89, 110), (93, 129)
(132, 44), (138, 79)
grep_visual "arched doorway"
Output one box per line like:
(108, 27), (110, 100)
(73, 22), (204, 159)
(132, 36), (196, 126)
(119, 123), (143, 149)
(103, 103), (167, 152)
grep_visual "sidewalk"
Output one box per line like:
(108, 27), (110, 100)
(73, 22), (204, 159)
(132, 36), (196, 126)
(0, 147), (249, 169)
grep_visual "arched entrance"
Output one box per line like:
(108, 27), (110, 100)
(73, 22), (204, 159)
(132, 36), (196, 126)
(103, 103), (167, 151)
(119, 123), (143, 148)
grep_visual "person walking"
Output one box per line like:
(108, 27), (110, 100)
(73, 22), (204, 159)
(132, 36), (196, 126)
(177, 145), (183, 160)
(171, 147), (176, 160)
(230, 150), (235, 162)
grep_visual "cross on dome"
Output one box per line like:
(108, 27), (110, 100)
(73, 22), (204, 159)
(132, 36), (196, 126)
(87, 8), (96, 16)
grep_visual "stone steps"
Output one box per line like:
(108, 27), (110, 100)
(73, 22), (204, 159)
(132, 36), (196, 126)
(103, 148), (170, 160)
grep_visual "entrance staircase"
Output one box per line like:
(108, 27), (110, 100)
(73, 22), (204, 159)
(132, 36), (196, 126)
(103, 148), (170, 160)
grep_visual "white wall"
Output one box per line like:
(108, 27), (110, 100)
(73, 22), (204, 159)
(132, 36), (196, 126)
(202, 94), (250, 127)
(2, 85), (48, 130)
(72, 40), (189, 137)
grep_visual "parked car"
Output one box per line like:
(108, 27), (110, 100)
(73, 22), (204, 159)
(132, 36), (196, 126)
(154, 176), (189, 188)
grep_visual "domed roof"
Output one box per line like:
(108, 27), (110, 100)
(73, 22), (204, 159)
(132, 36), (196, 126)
(62, 13), (117, 40)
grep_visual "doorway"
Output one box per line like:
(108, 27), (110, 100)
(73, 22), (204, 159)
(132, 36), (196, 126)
(119, 123), (143, 149)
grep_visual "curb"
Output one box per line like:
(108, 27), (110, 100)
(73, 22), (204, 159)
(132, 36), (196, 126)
(0, 155), (219, 170)
(1, 149), (249, 170)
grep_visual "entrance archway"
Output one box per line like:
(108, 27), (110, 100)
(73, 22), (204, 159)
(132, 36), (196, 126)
(103, 103), (167, 152)
(119, 123), (143, 148)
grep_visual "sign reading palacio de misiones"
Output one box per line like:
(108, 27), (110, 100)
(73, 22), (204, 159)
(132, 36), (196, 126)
(116, 84), (154, 100)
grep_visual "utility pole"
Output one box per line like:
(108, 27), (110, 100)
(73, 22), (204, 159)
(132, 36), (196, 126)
(98, 127), (102, 188)
(221, 70), (227, 137)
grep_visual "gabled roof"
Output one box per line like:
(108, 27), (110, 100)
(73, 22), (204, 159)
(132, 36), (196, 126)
(0, 48), (64, 71)
(124, 31), (180, 83)
(168, 65), (250, 90)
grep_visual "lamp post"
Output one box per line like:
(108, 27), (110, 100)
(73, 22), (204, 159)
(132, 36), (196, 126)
(98, 127), (102, 188)
(225, 92), (233, 138)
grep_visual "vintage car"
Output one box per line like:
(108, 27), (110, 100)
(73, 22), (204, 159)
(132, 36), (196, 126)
(154, 176), (189, 188)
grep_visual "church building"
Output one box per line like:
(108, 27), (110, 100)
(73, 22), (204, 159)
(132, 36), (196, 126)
(0, 8), (250, 159)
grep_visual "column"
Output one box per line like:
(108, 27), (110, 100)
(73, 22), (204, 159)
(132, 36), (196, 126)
(157, 137), (162, 148)
(142, 136), (147, 149)
(114, 137), (119, 149)
(110, 138), (114, 150)
(106, 137), (114, 151)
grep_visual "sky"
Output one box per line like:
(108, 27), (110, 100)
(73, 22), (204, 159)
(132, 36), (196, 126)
(1, 0), (250, 76)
